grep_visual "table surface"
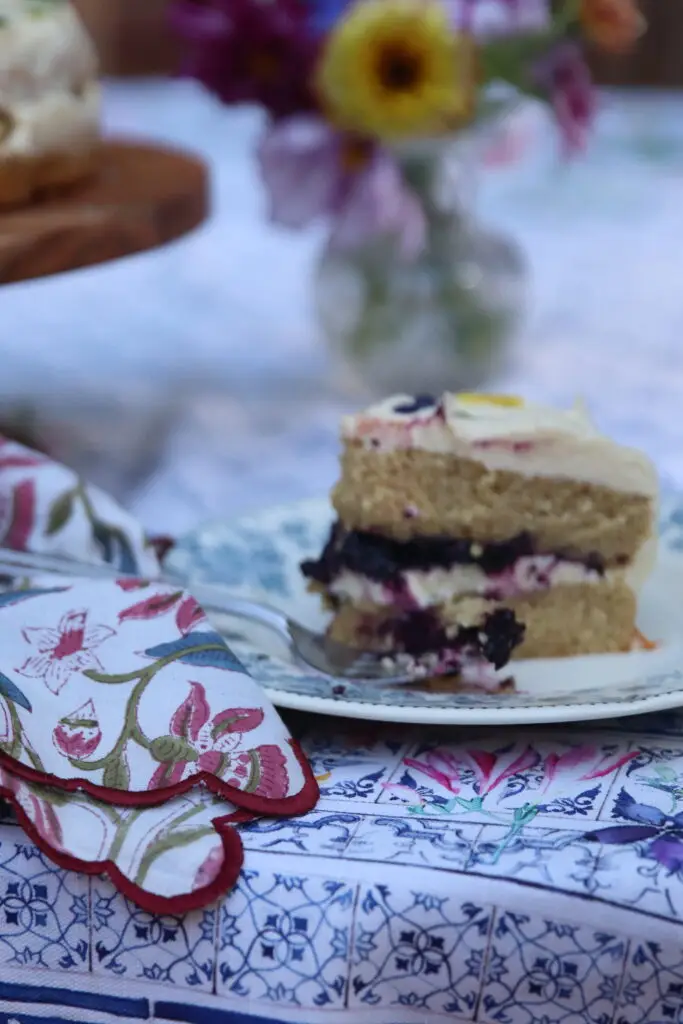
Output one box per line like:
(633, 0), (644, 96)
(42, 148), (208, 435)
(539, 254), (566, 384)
(4, 81), (683, 1024)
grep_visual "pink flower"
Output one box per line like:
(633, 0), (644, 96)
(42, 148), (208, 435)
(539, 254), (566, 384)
(534, 43), (596, 156)
(0, 479), (36, 552)
(53, 699), (102, 760)
(169, 0), (317, 119)
(542, 745), (637, 792)
(257, 117), (427, 260)
(231, 744), (289, 799)
(465, 747), (540, 795)
(148, 681), (266, 789)
(404, 749), (465, 795)
(17, 610), (116, 695)
(118, 588), (183, 623)
(1, 769), (64, 852)
(116, 579), (151, 592)
(175, 595), (208, 635)
(193, 843), (224, 890)
(406, 745), (540, 797)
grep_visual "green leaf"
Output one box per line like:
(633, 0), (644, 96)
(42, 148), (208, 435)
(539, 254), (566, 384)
(102, 753), (130, 790)
(134, 824), (217, 886)
(150, 735), (198, 764)
(45, 489), (76, 536)
(244, 751), (261, 794)
(478, 31), (559, 90)
(654, 764), (677, 782)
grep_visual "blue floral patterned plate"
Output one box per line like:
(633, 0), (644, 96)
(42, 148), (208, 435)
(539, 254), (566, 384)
(167, 494), (683, 726)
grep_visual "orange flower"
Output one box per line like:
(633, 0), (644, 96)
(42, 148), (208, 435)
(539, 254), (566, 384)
(580, 0), (645, 53)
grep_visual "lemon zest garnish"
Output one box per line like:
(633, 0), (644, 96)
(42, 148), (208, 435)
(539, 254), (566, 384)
(457, 393), (524, 408)
(633, 628), (658, 651)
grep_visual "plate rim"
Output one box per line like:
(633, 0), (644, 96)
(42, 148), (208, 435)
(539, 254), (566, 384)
(169, 492), (683, 726)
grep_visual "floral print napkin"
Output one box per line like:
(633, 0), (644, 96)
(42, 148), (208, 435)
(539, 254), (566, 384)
(0, 436), (319, 912)
(0, 435), (159, 574)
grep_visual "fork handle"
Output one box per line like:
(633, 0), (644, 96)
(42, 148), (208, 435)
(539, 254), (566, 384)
(179, 582), (293, 646)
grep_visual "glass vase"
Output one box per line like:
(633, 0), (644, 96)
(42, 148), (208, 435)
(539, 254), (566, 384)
(314, 145), (526, 398)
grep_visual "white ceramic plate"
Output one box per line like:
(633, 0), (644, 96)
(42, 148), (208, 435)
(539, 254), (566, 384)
(167, 494), (683, 726)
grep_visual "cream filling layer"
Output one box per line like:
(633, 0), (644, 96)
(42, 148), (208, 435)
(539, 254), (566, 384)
(342, 393), (659, 498)
(0, 80), (99, 158)
(328, 537), (657, 610)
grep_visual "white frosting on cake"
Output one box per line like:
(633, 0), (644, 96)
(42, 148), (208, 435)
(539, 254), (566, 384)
(342, 392), (659, 497)
(0, 0), (99, 157)
(0, 80), (98, 156)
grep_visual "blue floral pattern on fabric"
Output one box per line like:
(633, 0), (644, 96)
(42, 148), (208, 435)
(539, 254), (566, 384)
(8, 493), (683, 1022)
(6, 713), (683, 1022)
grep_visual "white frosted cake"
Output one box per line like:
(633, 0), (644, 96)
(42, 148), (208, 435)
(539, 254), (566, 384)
(302, 392), (659, 683)
(0, 0), (100, 206)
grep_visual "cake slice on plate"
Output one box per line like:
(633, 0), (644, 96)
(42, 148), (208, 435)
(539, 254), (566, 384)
(302, 392), (659, 686)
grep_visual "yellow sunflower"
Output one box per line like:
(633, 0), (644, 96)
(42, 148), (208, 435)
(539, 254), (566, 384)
(316, 0), (476, 143)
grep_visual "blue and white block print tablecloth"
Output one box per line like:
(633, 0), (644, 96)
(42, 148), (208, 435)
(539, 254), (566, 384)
(4, 711), (683, 1024)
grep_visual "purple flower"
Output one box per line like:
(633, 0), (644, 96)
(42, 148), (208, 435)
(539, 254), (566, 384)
(169, 0), (317, 119)
(256, 116), (427, 259)
(534, 42), (597, 156)
(586, 789), (683, 873)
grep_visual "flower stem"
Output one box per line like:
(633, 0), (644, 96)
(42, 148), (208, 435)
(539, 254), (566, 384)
(135, 819), (217, 886)
(73, 642), (228, 776)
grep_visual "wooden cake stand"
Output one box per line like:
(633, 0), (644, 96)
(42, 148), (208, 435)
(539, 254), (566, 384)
(0, 140), (209, 285)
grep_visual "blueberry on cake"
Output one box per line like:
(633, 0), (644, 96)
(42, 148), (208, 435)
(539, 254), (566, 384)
(302, 392), (658, 684)
(0, 0), (100, 207)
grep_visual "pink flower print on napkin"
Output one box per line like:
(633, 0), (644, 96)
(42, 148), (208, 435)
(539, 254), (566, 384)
(8, 775), (64, 853)
(175, 595), (207, 635)
(0, 479), (37, 552)
(17, 610), (116, 695)
(53, 699), (102, 760)
(148, 681), (289, 799)
(117, 587), (208, 635)
(0, 762), (245, 914)
(118, 590), (184, 623)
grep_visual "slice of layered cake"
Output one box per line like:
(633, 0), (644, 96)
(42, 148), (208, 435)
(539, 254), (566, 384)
(302, 392), (658, 685)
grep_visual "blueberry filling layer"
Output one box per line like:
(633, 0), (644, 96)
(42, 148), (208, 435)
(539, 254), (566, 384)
(369, 607), (525, 668)
(301, 521), (608, 586)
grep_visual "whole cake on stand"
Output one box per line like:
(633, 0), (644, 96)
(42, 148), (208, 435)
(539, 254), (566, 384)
(0, 0), (100, 207)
